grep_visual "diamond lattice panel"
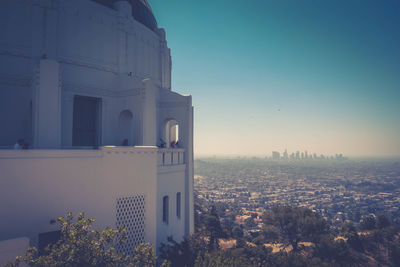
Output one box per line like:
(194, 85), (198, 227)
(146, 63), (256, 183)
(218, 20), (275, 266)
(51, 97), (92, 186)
(116, 195), (146, 254)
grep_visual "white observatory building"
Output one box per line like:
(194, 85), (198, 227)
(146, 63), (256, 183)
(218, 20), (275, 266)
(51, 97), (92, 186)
(0, 0), (194, 261)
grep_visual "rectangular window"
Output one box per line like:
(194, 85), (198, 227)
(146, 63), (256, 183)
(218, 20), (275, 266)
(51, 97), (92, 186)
(72, 95), (102, 147)
(163, 196), (169, 224)
(176, 192), (181, 219)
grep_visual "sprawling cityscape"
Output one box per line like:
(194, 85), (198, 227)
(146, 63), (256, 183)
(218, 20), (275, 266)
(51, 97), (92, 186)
(195, 155), (400, 230)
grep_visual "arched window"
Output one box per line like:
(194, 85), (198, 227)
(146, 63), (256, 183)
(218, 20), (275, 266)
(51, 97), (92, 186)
(176, 192), (181, 219)
(118, 110), (133, 146)
(164, 119), (179, 148)
(163, 196), (169, 224)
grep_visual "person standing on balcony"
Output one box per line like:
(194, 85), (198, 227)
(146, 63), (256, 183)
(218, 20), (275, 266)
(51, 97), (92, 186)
(159, 138), (166, 148)
(14, 139), (24, 149)
(170, 140), (176, 148)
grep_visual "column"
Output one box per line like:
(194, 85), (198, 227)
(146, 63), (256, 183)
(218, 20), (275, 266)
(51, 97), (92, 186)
(32, 59), (61, 148)
(141, 79), (157, 146)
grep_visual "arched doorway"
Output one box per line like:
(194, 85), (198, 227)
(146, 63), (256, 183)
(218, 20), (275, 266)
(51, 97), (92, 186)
(118, 110), (133, 146)
(164, 119), (179, 148)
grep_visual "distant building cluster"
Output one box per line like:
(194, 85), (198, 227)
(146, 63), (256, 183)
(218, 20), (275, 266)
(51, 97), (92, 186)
(271, 150), (347, 161)
(195, 158), (400, 231)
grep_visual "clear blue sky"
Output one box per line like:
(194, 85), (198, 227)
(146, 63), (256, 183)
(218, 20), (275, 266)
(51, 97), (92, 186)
(151, 0), (400, 157)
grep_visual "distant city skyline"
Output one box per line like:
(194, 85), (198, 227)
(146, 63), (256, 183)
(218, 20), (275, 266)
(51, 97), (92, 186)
(271, 150), (346, 161)
(151, 0), (400, 157)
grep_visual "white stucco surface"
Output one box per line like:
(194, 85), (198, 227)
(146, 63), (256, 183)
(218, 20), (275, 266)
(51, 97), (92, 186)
(0, 238), (29, 267)
(0, 0), (194, 257)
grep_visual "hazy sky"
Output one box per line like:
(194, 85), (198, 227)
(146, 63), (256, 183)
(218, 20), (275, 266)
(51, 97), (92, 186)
(151, 0), (400, 157)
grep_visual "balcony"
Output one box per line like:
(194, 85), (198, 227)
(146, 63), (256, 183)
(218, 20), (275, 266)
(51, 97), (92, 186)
(157, 148), (185, 166)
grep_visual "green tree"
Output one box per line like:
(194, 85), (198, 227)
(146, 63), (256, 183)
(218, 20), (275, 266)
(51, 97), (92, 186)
(389, 235), (400, 267)
(262, 205), (329, 252)
(159, 233), (207, 267)
(194, 251), (250, 267)
(376, 214), (391, 229)
(244, 217), (257, 229)
(131, 243), (158, 267)
(203, 206), (225, 251)
(313, 234), (353, 266)
(232, 243), (275, 267)
(340, 221), (363, 252)
(5, 212), (162, 267)
(232, 226), (244, 239)
(359, 215), (376, 230)
(262, 225), (280, 242)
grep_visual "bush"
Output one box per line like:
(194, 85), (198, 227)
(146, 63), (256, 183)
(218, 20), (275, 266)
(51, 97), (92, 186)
(5, 212), (164, 267)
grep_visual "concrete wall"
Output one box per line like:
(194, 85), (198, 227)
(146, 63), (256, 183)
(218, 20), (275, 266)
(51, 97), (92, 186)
(0, 147), (158, 247)
(157, 89), (194, 235)
(0, 238), (29, 267)
(157, 165), (186, 250)
(0, 1), (32, 55)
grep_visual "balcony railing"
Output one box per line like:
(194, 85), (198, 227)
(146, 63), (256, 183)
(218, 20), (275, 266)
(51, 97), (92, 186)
(157, 148), (185, 166)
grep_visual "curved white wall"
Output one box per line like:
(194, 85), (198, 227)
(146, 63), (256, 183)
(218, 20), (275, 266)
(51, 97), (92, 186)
(0, 0), (173, 148)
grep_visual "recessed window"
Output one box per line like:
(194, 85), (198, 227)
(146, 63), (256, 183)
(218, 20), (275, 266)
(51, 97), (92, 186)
(72, 95), (102, 147)
(164, 119), (180, 148)
(176, 192), (181, 219)
(163, 196), (169, 224)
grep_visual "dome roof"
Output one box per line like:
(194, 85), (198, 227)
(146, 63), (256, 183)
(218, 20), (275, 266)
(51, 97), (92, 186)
(92, 0), (157, 31)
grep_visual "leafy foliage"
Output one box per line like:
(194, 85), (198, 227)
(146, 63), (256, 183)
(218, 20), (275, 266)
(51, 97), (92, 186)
(340, 221), (363, 252)
(312, 235), (353, 266)
(231, 226), (244, 239)
(202, 206), (226, 251)
(162, 204), (400, 267)
(194, 251), (250, 267)
(5, 212), (162, 267)
(262, 205), (329, 251)
(359, 215), (376, 230)
(376, 214), (391, 229)
(159, 234), (207, 267)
